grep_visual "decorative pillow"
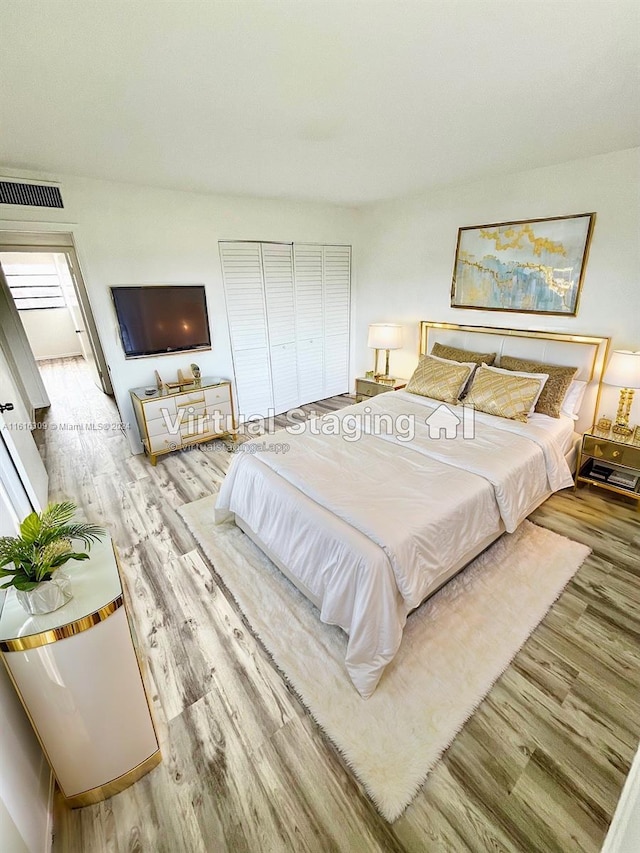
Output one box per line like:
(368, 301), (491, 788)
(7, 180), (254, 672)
(431, 342), (497, 366)
(560, 379), (588, 420)
(464, 365), (545, 423)
(406, 354), (472, 404)
(499, 356), (578, 418)
(428, 352), (479, 395)
(482, 363), (549, 414)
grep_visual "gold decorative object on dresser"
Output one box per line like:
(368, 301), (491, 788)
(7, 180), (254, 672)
(575, 426), (640, 502)
(0, 536), (161, 808)
(355, 376), (407, 402)
(130, 377), (236, 465)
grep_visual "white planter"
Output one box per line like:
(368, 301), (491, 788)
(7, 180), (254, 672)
(15, 571), (73, 615)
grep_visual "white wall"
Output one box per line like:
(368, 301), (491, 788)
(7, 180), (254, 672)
(0, 665), (51, 853)
(356, 148), (640, 423)
(0, 174), (358, 452)
(0, 796), (30, 853)
(19, 309), (81, 361)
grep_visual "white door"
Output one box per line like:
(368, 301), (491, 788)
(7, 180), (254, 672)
(323, 245), (351, 398)
(262, 243), (298, 414)
(220, 242), (274, 420)
(0, 345), (48, 512)
(0, 263), (49, 414)
(293, 244), (325, 405)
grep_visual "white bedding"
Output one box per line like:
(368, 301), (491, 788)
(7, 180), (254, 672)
(215, 390), (574, 698)
(526, 410), (577, 456)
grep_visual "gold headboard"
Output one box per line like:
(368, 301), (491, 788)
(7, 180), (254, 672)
(419, 321), (610, 433)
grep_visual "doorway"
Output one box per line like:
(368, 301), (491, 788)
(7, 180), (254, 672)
(0, 233), (112, 402)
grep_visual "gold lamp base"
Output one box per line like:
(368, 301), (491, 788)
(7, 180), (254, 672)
(373, 348), (393, 382)
(612, 387), (635, 435)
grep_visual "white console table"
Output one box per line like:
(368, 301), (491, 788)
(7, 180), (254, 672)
(0, 537), (160, 808)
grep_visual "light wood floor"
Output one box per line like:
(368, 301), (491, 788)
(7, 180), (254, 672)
(38, 358), (639, 853)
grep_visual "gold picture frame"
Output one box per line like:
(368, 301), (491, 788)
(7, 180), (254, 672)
(450, 212), (596, 316)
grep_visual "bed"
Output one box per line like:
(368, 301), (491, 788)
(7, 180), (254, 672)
(215, 322), (609, 698)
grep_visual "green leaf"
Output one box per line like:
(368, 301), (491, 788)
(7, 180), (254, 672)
(49, 551), (89, 568)
(13, 577), (43, 591)
(19, 512), (41, 543)
(0, 567), (18, 577)
(51, 524), (105, 548)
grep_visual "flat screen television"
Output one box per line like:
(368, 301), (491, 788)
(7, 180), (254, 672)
(111, 285), (211, 358)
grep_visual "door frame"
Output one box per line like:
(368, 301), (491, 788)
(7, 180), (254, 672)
(0, 230), (113, 395)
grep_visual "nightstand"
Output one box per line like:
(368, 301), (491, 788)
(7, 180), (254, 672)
(355, 377), (407, 403)
(575, 426), (640, 503)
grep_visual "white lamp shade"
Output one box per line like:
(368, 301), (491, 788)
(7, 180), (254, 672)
(367, 324), (403, 350)
(603, 350), (640, 389)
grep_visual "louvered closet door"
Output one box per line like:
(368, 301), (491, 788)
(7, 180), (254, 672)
(293, 244), (324, 406)
(220, 242), (273, 419)
(262, 243), (298, 414)
(323, 245), (351, 398)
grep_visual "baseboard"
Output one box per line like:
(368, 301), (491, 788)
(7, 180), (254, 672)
(601, 743), (640, 853)
(35, 352), (82, 362)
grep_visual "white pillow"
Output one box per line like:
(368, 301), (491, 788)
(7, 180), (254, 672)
(428, 352), (478, 394)
(480, 363), (549, 414)
(561, 379), (588, 420)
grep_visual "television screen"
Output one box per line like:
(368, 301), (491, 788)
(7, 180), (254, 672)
(111, 285), (211, 358)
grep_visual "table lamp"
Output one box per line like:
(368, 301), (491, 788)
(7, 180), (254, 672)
(367, 324), (403, 380)
(603, 350), (640, 436)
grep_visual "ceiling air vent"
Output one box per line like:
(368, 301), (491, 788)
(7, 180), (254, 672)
(0, 180), (63, 208)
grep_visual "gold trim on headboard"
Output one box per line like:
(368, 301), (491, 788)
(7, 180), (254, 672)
(419, 321), (611, 426)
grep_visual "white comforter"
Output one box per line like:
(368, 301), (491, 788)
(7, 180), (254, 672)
(215, 391), (574, 697)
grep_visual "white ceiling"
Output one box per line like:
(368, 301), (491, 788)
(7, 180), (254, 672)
(0, 0), (638, 205)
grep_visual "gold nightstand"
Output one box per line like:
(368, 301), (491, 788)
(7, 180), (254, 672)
(575, 426), (640, 503)
(355, 377), (407, 403)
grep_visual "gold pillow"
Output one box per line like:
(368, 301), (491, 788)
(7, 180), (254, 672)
(406, 355), (472, 404)
(431, 342), (497, 366)
(465, 366), (544, 423)
(500, 356), (577, 418)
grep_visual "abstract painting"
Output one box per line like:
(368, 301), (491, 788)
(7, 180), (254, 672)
(451, 213), (595, 316)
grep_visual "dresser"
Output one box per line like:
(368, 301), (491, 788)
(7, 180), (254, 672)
(130, 378), (236, 465)
(0, 537), (160, 807)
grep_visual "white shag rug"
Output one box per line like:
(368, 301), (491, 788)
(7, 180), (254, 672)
(179, 495), (590, 822)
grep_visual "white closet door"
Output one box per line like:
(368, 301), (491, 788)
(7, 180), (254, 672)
(220, 242), (273, 419)
(262, 243), (298, 414)
(323, 245), (351, 397)
(269, 342), (299, 414)
(293, 244), (324, 406)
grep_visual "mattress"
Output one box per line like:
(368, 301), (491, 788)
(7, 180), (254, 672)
(216, 390), (575, 698)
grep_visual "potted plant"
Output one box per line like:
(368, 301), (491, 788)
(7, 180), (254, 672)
(0, 501), (105, 615)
